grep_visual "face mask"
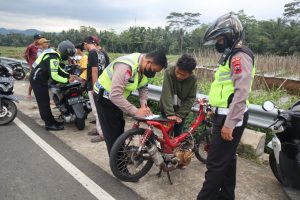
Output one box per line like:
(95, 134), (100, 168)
(143, 68), (156, 78)
(215, 42), (226, 53)
(61, 54), (69, 61)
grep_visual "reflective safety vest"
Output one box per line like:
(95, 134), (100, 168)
(32, 49), (68, 83)
(32, 49), (60, 69)
(94, 53), (148, 98)
(208, 52), (256, 108)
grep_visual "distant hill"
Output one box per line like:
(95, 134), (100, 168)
(0, 28), (42, 35)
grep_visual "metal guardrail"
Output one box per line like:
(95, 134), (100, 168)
(133, 84), (278, 129)
(1, 57), (277, 129)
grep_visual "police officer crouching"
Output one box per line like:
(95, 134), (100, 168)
(30, 40), (77, 131)
(197, 13), (256, 200)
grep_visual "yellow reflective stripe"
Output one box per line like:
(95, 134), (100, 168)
(50, 59), (68, 83)
(219, 77), (232, 82)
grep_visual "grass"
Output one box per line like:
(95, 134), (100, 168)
(0, 46), (26, 59)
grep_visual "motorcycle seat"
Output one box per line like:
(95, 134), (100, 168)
(50, 82), (81, 91)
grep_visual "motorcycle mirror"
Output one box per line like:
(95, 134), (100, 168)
(262, 101), (275, 111)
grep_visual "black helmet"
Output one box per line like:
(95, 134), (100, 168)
(203, 13), (243, 48)
(58, 40), (76, 61)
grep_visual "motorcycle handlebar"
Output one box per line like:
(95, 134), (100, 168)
(273, 119), (285, 130)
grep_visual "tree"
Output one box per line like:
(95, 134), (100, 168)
(284, 0), (300, 20)
(166, 12), (201, 54)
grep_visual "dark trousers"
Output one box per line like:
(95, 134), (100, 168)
(94, 94), (125, 155)
(30, 78), (57, 126)
(197, 111), (249, 200)
(173, 118), (185, 137)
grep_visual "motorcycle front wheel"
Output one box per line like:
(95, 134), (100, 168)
(109, 128), (154, 182)
(0, 99), (17, 125)
(13, 68), (26, 80)
(269, 152), (283, 183)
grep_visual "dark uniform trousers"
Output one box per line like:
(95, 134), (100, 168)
(93, 93), (125, 154)
(197, 111), (249, 200)
(29, 78), (57, 126)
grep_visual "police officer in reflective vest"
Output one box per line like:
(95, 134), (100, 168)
(30, 40), (77, 131)
(197, 13), (255, 200)
(93, 51), (168, 154)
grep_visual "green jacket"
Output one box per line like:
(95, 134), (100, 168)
(159, 66), (197, 118)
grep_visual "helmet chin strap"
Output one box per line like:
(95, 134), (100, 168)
(218, 39), (240, 65)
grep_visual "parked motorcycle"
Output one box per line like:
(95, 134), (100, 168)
(109, 98), (211, 184)
(262, 100), (300, 200)
(0, 64), (18, 125)
(7, 61), (26, 80)
(49, 65), (91, 130)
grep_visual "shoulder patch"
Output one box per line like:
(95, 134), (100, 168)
(124, 69), (132, 81)
(231, 57), (242, 74)
(53, 61), (59, 67)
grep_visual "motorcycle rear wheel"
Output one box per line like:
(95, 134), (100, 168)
(75, 117), (85, 130)
(194, 128), (212, 164)
(0, 99), (17, 125)
(109, 128), (154, 182)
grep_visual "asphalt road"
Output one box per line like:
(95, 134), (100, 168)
(0, 112), (143, 200)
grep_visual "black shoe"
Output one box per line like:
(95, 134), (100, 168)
(89, 120), (96, 124)
(45, 124), (64, 131)
(55, 120), (64, 126)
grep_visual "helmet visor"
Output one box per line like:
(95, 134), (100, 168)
(203, 38), (218, 46)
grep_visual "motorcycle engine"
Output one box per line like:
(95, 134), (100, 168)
(174, 135), (195, 166)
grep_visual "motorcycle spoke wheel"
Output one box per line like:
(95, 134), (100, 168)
(110, 128), (154, 182)
(195, 129), (212, 164)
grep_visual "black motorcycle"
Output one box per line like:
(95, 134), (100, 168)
(262, 100), (300, 200)
(7, 61), (26, 80)
(49, 65), (91, 130)
(0, 64), (18, 125)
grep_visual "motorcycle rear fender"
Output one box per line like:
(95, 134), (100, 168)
(0, 94), (19, 103)
(71, 103), (85, 119)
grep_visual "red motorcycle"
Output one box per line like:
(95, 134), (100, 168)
(109, 98), (212, 184)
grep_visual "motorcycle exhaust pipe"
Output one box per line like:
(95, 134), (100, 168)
(147, 143), (167, 170)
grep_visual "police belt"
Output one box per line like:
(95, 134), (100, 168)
(95, 88), (109, 102)
(211, 107), (248, 115)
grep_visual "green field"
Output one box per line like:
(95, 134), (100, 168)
(0, 46), (179, 64)
(0, 46), (26, 59)
(0, 46), (298, 109)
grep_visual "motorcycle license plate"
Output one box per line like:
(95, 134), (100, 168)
(0, 77), (13, 83)
(68, 96), (84, 105)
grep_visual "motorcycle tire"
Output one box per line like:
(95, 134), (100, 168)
(0, 99), (17, 125)
(75, 117), (85, 130)
(269, 152), (283, 183)
(109, 128), (154, 182)
(13, 68), (26, 80)
(194, 129), (212, 164)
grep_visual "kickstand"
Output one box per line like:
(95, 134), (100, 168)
(167, 171), (173, 185)
(156, 167), (173, 185)
(156, 168), (163, 177)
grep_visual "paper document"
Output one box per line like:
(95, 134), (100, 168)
(144, 114), (160, 120)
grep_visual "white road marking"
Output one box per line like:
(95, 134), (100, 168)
(14, 117), (115, 200)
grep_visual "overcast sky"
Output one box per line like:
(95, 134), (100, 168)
(0, 0), (291, 33)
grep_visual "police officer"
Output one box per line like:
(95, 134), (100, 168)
(197, 13), (255, 200)
(93, 51), (168, 154)
(30, 40), (77, 131)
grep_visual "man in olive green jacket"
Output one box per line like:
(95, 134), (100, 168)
(160, 54), (197, 136)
